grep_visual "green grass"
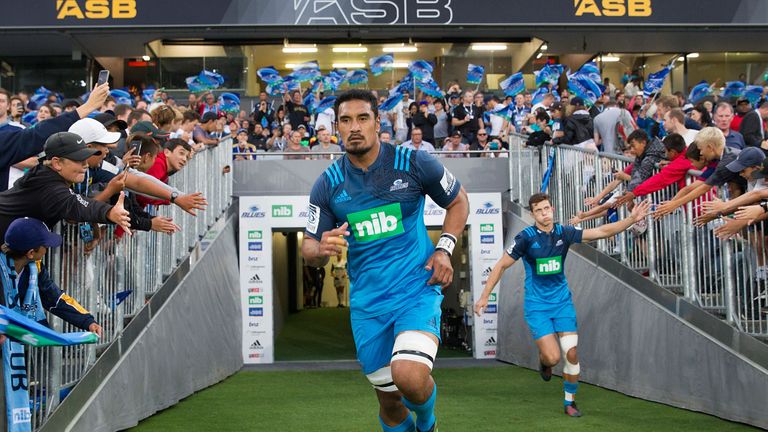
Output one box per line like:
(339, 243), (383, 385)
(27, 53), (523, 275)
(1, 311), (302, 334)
(275, 307), (470, 361)
(129, 367), (756, 431)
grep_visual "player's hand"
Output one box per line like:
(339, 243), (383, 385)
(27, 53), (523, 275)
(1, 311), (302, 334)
(612, 192), (635, 209)
(319, 222), (349, 256)
(630, 199), (651, 222)
(713, 218), (748, 240)
(425, 250), (453, 288)
(474, 294), (489, 316)
(734, 205), (764, 225)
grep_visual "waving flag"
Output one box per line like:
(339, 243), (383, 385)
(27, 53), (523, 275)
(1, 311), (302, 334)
(266, 80), (287, 96)
(721, 81), (746, 100)
(392, 72), (417, 96)
(408, 60), (434, 81)
(110, 89), (133, 107)
(643, 66), (671, 98)
(22, 111), (38, 125)
(257, 66), (282, 84)
(0, 305), (98, 347)
(290, 61), (321, 83)
(218, 92), (240, 115)
(142, 88), (156, 102)
(485, 103), (512, 122)
(282, 74), (301, 91)
(416, 78), (444, 98)
(500, 72), (525, 96)
(323, 69), (346, 93)
(531, 87), (552, 106)
(315, 95), (337, 114)
(745, 85), (764, 106)
(576, 62), (601, 83)
(567, 71), (605, 107)
(370, 54), (395, 76)
(467, 64), (485, 85)
(30, 87), (54, 110)
(688, 81), (713, 104)
(379, 93), (404, 112)
(535, 64), (565, 88)
(186, 69), (225, 93)
(346, 69), (368, 86)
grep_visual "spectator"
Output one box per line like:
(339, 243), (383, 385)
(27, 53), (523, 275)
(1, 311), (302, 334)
(553, 97), (594, 148)
(531, 92), (555, 116)
(283, 90), (310, 130)
(0, 83), (110, 192)
(272, 106), (288, 130)
(486, 95), (508, 141)
(379, 131), (393, 146)
(593, 101), (624, 154)
(131, 121), (170, 147)
(441, 130), (468, 158)
(311, 127), (341, 159)
(469, 129), (491, 156)
(0, 132), (132, 243)
(432, 99), (450, 147)
(249, 123), (269, 151)
(198, 92), (219, 116)
(411, 101), (437, 144)
(401, 127), (435, 152)
(193, 112), (220, 147)
(173, 110), (199, 147)
(136, 139), (203, 211)
(452, 90), (484, 144)
(689, 104), (714, 128)
(150, 105), (176, 136)
(589, 93), (609, 118)
(283, 130), (310, 160)
(233, 129), (257, 161)
(315, 104), (335, 135)
(0, 218), (103, 340)
(332, 251), (347, 308)
(36, 104), (57, 124)
(101, 95), (116, 113)
(253, 99), (274, 131)
(731, 98), (753, 132)
(713, 102), (746, 150)
(739, 100), (768, 149)
(511, 94), (531, 133)
(663, 108), (698, 145)
(62, 99), (81, 113)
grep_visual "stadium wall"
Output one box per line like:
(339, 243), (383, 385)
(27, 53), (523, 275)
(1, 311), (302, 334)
(497, 205), (768, 429)
(40, 213), (243, 432)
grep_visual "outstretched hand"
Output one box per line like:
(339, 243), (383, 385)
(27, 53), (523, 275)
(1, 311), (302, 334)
(108, 192), (132, 236)
(630, 199), (651, 222)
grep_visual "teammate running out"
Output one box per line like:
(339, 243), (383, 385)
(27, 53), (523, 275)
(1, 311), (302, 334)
(475, 193), (650, 417)
(302, 90), (469, 432)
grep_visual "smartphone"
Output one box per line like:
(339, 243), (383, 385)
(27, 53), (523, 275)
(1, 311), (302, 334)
(128, 139), (142, 155)
(97, 70), (110, 86)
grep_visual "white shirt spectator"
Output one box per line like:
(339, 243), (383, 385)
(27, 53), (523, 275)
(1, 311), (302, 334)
(489, 104), (507, 137)
(400, 140), (435, 152)
(315, 108), (335, 134)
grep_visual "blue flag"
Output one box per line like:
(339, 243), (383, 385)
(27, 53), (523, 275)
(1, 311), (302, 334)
(467, 64), (485, 85)
(29, 87), (53, 110)
(722, 81), (746, 100)
(567, 72), (605, 107)
(218, 92), (240, 115)
(22, 111), (38, 126)
(369, 54), (394, 76)
(303, 92), (317, 114)
(500, 72), (525, 96)
(315, 96), (337, 114)
(257, 66), (282, 84)
(282, 75), (301, 91)
(643, 66), (671, 98)
(416, 78), (444, 98)
(142, 88), (156, 102)
(535, 64), (564, 88)
(408, 60), (433, 81)
(346, 69), (368, 86)
(379, 93), (404, 112)
(291, 61), (321, 83)
(531, 87), (552, 106)
(186, 69), (224, 93)
(110, 89), (133, 107)
(393, 72), (416, 95)
(576, 62), (601, 83)
(745, 85), (764, 107)
(266, 80), (287, 96)
(688, 81), (712, 104)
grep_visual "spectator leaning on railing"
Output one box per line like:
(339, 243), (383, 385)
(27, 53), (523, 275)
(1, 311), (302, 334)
(0, 132), (132, 244)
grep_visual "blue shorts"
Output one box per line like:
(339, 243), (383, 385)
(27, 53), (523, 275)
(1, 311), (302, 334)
(351, 289), (443, 375)
(524, 300), (578, 340)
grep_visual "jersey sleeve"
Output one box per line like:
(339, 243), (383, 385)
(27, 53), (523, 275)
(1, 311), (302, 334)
(563, 225), (583, 246)
(305, 175), (337, 241)
(505, 232), (528, 260)
(414, 150), (462, 208)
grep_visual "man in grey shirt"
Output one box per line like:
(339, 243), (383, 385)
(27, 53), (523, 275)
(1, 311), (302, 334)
(593, 101), (626, 154)
(311, 126), (342, 159)
(432, 99), (450, 148)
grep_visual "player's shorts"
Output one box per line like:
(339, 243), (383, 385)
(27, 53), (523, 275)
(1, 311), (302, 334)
(524, 300), (578, 340)
(351, 288), (443, 375)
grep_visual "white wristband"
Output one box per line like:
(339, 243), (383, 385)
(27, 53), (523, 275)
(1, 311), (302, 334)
(436, 234), (456, 257)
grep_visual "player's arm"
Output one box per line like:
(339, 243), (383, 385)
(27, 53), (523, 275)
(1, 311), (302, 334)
(582, 200), (651, 241)
(301, 176), (343, 268)
(474, 254), (516, 316)
(302, 222), (349, 268)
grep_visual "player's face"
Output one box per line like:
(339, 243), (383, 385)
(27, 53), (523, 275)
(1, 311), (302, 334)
(338, 99), (379, 157)
(531, 200), (554, 226)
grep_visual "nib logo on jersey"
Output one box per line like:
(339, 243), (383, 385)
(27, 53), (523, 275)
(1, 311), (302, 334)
(424, 202), (445, 217)
(347, 203), (404, 242)
(476, 202), (500, 215)
(242, 205), (266, 218)
(536, 256), (562, 275)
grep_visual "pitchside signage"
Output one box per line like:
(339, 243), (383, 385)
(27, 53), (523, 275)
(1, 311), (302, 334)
(239, 193), (504, 364)
(4, 0), (768, 27)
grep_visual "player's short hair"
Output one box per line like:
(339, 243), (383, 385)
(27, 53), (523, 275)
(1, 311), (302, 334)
(662, 133), (687, 154)
(334, 89), (378, 120)
(529, 193), (551, 210)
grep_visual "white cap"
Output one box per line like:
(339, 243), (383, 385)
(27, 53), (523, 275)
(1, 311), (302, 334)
(68, 118), (121, 145)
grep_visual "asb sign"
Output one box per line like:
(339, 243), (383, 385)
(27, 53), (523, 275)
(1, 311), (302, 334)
(294, 0), (453, 25)
(574, 0), (652, 17)
(56, 0), (136, 19)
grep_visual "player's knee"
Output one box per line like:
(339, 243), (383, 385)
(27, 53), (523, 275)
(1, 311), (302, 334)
(390, 331), (437, 394)
(367, 366), (398, 393)
(559, 334), (580, 375)
(540, 350), (560, 366)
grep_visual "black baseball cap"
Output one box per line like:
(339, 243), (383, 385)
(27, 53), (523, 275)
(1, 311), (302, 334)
(130, 121), (170, 141)
(4, 218), (62, 251)
(94, 111), (128, 131)
(727, 147), (766, 173)
(43, 132), (101, 161)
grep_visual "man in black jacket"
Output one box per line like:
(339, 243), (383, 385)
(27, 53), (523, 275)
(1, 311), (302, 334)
(553, 97), (595, 147)
(411, 101), (437, 144)
(739, 100), (768, 149)
(0, 132), (131, 244)
(0, 83), (109, 191)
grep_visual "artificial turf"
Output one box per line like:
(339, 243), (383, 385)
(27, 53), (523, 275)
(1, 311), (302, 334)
(129, 367), (757, 431)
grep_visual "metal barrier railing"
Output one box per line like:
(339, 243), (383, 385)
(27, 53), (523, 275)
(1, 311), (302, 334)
(507, 138), (768, 340)
(23, 140), (232, 429)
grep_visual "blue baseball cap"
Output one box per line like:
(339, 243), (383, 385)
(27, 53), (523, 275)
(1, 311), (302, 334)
(726, 147), (766, 173)
(4, 218), (62, 251)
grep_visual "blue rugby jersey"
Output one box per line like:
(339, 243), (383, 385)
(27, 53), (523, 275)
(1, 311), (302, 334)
(506, 224), (583, 311)
(306, 143), (461, 318)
